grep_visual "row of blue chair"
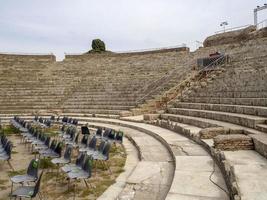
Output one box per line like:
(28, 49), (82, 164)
(34, 116), (52, 127)
(62, 116), (78, 125)
(0, 134), (13, 170)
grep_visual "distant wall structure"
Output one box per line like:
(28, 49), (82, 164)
(0, 53), (56, 64)
(64, 46), (190, 61)
(204, 25), (267, 47)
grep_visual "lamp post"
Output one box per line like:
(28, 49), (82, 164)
(220, 21), (229, 33)
(254, 4), (267, 25)
(195, 40), (203, 49)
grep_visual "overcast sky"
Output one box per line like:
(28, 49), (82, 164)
(0, 0), (267, 60)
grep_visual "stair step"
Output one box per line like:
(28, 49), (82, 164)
(182, 97), (267, 107)
(167, 108), (267, 129)
(256, 124), (267, 133)
(174, 102), (267, 117)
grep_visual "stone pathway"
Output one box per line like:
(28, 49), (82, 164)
(88, 122), (174, 200)
(76, 117), (229, 200)
(223, 150), (267, 200)
(98, 137), (139, 200)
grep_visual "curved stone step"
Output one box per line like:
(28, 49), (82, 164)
(86, 121), (175, 200)
(174, 102), (267, 117)
(98, 135), (140, 200)
(182, 97), (267, 107)
(62, 109), (124, 115)
(155, 117), (267, 200)
(189, 91), (267, 98)
(167, 108), (267, 129)
(71, 117), (229, 200)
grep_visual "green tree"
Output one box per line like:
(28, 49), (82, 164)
(91, 39), (106, 52)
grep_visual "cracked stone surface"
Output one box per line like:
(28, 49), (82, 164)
(224, 150), (267, 200)
(77, 118), (229, 200)
(87, 122), (174, 200)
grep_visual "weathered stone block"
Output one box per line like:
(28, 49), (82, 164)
(199, 127), (230, 139)
(214, 134), (254, 151)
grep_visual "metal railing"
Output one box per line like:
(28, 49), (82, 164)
(155, 55), (229, 109)
(215, 25), (251, 34)
(134, 59), (195, 104)
(257, 19), (267, 30)
(115, 44), (187, 53)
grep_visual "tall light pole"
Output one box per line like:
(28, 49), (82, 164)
(220, 21), (229, 33)
(254, 4), (267, 25)
(195, 41), (203, 49)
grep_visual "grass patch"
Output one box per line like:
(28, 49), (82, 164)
(93, 179), (115, 197)
(0, 179), (8, 185)
(45, 125), (60, 136)
(79, 188), (92, 197)
(39, 158), (56, 169)
(2, 125), (20, 135)
(8, 169), (26, 177)
(110, 157), (126, 168)
(45, 131), (58, 137)
(0, 186), (8, 190)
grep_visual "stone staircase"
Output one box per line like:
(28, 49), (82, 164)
(59, 50), (192, 117)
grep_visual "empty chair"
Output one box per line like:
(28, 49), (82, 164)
(0, 140), (10, 154)
(79, 135), (89, 149)
(115, 131), (124, 143)
(65, 133), (79, 148)
(95, 127), (103, 138)
(79, 136), (97, 154)
(39, 141), (62, 159)
(67, 155), (92, 180)
(50, 115), (55, 121)
(93, 142), (111, 173)
(62, 116), (68, 123)
(52, 146), (72, 177)
(45, 120), (51, 127)
(0, 141), (13, 169)
(81, 126), (90, 135)
(52, 145), (72, 165)
(27, 132), (43, 147)
(62, 126), (77, 141)
(58, 125), (66, 137)
(103, 128), (112, 138)
(38, 139), (56, 156)
(10, 159), (39, 193)
(31, 134), (47, 148)
(43, 142), (63, 159)
(33, 136), (51, 152)
(67, 155), (93, 197)
(73, 119), (78, 125)
(11, 171), (44, 200)
(24, 130), (39, 145)
(107, 130), (116, 141)
(61, 152), (86, 173)
(0, 135), (8, 151)
(68, 118), (73, 124)
(39, 117), (44, 124)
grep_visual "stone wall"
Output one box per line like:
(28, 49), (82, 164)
(214, 134), (254, 151)
(0, 53), (56, 64)
(64, 47), (189, 61)
(203, 26), (267, 47)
